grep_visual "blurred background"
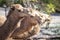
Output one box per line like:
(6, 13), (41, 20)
(0, 0), (60, 13)
(0, 0), (60, 40)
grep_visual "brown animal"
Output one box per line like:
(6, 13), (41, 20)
(0, 4), (40, 40)
(10, 14), (40, 39)
(0, 4), (30, 40)
(9, 4), (40, 40)
(23, 8), (51, 28)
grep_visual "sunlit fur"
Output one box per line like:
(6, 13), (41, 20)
(24, 7), (51, 28)
(9, 4), (40, 40)
(0, 4), (34, 40)
(0, 16), (6, 27)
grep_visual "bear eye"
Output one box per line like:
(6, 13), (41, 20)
(11, 6), (15, 11)
(18, 10), (21, 12)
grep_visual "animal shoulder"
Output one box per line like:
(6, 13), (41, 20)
(21, 16), (38, 26)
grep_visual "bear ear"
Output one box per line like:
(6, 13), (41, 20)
(11, 6), (15, 11)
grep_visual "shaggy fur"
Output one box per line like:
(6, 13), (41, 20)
(23, 8), (51, 28)
(0, 4), (29, 40)
(0, 4), (40, 40)
(0, 4), (51, 40)
(10, 14), (40, 39)
(8, 4), (40, 40)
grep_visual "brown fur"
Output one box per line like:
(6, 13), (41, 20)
(8, 4), (51, 40)
(0, 4), (40, 40)
(0, 4), (29, 40)
(9, 4), (40, 40)
(23, 8), (51, 28)
(10, 14), (40, 40)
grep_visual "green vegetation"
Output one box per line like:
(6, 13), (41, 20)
(0, 0), (60, 14)
(0, 0), (6, 7)
(40, 0), (60, 14)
